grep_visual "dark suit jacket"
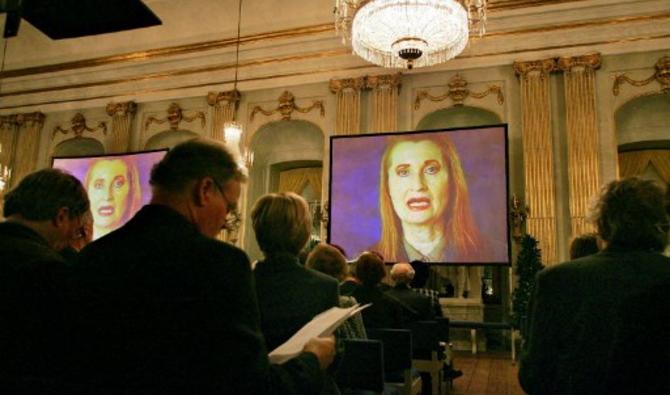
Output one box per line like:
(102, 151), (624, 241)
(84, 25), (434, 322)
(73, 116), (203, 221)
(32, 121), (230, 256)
(518, 247), (670, 395)
(386, 283), (435, 323)
(0, 222), (69, 392)
(352, 285), (405, 330)
(254, 253), (339, 350)
(71, 204), (324, 395)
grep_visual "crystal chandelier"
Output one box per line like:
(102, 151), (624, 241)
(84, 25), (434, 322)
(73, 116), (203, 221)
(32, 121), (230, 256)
(335, 0), (487, 69)
(223, 0), (248, 167)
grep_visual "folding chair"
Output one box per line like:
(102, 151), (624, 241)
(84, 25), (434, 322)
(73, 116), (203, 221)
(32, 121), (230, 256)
(409, 321), (444, 395)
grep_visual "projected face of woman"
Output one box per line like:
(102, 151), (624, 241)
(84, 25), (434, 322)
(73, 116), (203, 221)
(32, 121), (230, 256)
(387, 140), (449, 227)
(87, 159), (130, 231)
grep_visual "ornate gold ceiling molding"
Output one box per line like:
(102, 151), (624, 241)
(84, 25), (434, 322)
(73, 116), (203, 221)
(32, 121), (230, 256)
(1, 11), (667, 81)
(250, 91), (325, 121)
(613, 56), (670, 96)
(145, 103), (206, 131)
(414, 74), (504, 110)
(106, 101), (137, 116)
(53, 113), (106, 138)
(3, 31), (670, 111)
(0, 24), (335, 80)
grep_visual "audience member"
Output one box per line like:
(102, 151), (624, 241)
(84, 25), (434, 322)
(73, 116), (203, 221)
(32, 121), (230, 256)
(59, 209), (93, 265)
(568, 233), (600, 259)
(306, 243), (367, 341)
(339, 262), (360, 296)
(352, 251), (405, 330)
(409, 259), (444, 317)
(0, 169), (89, 392)
(518, 177), (670, 395)
(387, 263), (434, 322)
(252, 192), (340, 351)
(72, 139), (334, 394)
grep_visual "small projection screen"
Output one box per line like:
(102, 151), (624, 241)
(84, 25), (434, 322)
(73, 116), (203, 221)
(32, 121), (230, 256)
(52, 149), (167, 240)
(328, 125), (510, 266)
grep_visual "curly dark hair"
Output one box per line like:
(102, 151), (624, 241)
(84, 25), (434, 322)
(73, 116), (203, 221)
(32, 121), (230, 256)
(593, 177), (668, 252)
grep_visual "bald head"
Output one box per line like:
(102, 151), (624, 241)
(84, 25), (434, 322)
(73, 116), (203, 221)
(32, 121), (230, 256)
(390, 262), (415, 285)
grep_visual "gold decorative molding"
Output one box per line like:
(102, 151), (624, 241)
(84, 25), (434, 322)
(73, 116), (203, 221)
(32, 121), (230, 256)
(366, 73), (402, 90)
(509, 194), (529, 244)
(53, 113), (106, 138)
(4, 30), (670, 111)
(329, 77), (366, 94)
(106, 101), (137, 117)
(207, 90), (241, 107)
(414, 74), (504, 110)
(250, 91), (325, 121)
(16, 112), (46, 128)
(557, 53), (602, 71)
(613, 56), (670, 96)
(513, 58), (557, 77)
(145, 103), (206, 131)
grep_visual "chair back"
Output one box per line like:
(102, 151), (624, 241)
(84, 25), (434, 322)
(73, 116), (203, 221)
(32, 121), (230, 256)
(409, 320), (440, 360)
(336, 339), (385, 394)
(435, 317), (450, 343)
(367, 328), (413, 374)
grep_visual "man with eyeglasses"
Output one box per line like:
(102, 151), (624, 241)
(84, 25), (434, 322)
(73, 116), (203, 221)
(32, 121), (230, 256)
(71, 138), (335, 395)
(0, 168), (90, 392)
(519, 177), (670, 395)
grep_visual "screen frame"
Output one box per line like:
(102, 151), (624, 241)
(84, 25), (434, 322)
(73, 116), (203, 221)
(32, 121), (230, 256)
(327, 124), (511, 266)
(51, 148), (169, 164)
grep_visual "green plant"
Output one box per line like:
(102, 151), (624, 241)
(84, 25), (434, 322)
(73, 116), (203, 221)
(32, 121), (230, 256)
(511, 234), (544, 339)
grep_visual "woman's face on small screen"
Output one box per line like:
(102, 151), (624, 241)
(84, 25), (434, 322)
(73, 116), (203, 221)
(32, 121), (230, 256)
(387, 140), (449, 226)
(87, 159), (130, 229)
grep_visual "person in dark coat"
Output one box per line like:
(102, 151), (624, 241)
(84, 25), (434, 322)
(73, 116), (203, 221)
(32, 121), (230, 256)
(252, 192), (340, 351)
(352, 251), (405, 330)
(519, 177), (670, 395)
(386, 262), (434, 322)
(0, 169), (90, 393)
(71, 139), (334, 395)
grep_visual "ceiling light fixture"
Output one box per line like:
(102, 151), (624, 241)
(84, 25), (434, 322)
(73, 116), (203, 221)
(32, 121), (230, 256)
(223, 0), (245, 163)
(335, 0), (487, 69)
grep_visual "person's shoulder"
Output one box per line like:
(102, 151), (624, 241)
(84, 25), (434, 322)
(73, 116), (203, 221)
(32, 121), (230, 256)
(304, 265), (339, 286)
(197, 237), (250, 266)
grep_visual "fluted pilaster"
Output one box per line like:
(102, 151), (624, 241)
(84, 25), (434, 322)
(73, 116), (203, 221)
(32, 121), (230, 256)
(367, 73), (401, 132)
(207, 90), (241, 142)
(106, 101), (137, 153)
(12, 112), (46, 187)
(514, 59), (558, 265)
(330, 77), (365, 135)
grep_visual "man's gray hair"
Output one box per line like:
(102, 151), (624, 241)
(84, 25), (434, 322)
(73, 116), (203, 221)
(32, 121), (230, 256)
(390, 262), (415, 285)
(150, 138), (246, 192)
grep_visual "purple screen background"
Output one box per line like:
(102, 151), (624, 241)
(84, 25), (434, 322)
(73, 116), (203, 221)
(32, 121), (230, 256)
(329, 126), (509, 264)
(52, 150), (167, 230)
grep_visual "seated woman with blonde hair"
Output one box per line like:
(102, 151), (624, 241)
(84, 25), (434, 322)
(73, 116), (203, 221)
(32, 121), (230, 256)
(252, 192), (340, 351)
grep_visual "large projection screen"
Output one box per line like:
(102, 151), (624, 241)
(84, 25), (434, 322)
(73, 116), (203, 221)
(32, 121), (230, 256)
(328, 125), (510, 266)
(52, 149), (167, 241)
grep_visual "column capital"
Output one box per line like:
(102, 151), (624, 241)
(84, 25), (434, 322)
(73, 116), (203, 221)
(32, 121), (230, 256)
(0, 114), (19, 129)
(513, 58), (557, 77)
(557, 53), (602, 72)
(366, 73), (402, 89)
(207, 90), (241, 106)
(329, 77), (366, 94)
(16, 112), (45, 127)
(106, 101), (137, 117)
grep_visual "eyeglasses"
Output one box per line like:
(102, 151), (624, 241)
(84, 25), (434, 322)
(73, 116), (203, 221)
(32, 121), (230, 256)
(212, 178), (238, 213)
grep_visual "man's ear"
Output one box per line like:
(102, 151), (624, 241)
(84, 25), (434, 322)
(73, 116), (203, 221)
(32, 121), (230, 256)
(192, 177), (216, 207)
(52, 207), (70, 228)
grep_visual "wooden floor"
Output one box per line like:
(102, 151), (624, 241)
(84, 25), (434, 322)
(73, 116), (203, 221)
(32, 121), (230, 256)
(448, 351), (526, 395)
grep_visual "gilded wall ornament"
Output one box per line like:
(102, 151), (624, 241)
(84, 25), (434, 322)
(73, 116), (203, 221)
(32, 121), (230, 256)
(510, 194), (529, 243)
(250, 91), (325, 121)
(414, 74), (504, 110)
(613, 56), (670, 96)
(16, 112), (46, 128)
(365, 73), (402, 89)
(0, 114), (18, 129)
(145, 102), (206, 131)
(52, 113), (106, 138)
